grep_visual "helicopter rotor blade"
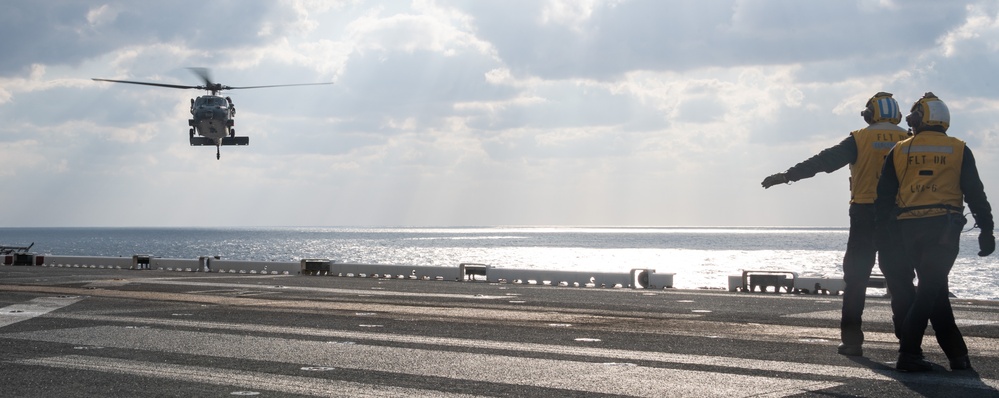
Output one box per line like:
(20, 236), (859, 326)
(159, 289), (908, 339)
(91, 78), (201, 90)
(225, 82), (335, 90)
(187, 67), (215, 87)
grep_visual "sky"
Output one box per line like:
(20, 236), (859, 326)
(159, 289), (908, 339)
(2, 0), (999, 228)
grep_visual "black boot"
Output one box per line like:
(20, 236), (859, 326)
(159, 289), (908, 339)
(949, 355), (972, 371)
(896, 353), (933, 372)
(837, 343), (863, 357)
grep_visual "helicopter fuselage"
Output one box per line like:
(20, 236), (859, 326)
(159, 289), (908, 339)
(188, 95), (246, 158)
(189, 95), (234, 143)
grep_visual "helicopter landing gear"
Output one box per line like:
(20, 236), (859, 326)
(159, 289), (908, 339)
(229, 128), (235, 138)
(189, 128), (194, 138)
(216, 145), (220, 160)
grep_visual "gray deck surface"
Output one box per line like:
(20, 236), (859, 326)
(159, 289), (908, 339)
(2, 266), (999, 397)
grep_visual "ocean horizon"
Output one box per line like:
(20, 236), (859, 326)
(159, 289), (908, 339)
(2, 226), (997, 301)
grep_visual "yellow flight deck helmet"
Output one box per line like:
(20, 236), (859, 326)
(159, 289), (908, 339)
(861, 92), (902, 125)
(906, 92), (950, 132)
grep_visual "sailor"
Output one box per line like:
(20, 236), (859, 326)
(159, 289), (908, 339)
(875, 92), (995, 371)
(762, 92), (908, 357)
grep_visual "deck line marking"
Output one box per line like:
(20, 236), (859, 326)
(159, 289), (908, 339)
(15, 355), (484, 398)
(6, 328), (841, 398)
(0, 296), (83, 328)
(6, 323), (999, 393)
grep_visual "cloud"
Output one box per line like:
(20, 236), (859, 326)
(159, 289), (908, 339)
(451, 1), (973, 79)
(0, 1), (304, 75)
(2, 1), (999, 227)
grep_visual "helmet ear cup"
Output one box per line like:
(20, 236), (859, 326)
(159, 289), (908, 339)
(906, 109), (922, 130)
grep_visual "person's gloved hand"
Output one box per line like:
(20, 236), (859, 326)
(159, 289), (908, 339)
(978, 232), (995, 256)
(761, 173), (789, 189)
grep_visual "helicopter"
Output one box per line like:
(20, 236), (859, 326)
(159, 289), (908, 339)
(92, 68), (332, 159)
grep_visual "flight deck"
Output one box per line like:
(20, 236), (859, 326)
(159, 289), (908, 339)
(3, 262), (999, 397)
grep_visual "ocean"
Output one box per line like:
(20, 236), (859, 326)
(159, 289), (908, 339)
(2, 226), (998, 301)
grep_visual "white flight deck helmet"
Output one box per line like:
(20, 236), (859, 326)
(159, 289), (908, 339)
(861, 92), (902, 125)
(906, 92), (950, 133)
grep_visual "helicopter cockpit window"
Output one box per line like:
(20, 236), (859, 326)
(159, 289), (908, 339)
(196, 97), (228, 108)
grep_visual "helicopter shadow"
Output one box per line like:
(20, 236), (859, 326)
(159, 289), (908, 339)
(847, 356), (999, 397)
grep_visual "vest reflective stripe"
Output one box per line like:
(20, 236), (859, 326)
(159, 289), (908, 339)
(891, 132), (966, 219)
(849, 125), (908, 204)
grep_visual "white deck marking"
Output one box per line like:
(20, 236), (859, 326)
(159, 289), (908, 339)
(6, 326), (842, 397)
(136, 279), (511, 299)
(4, 300), (999, 395)
(785, 308), (891, 321)
(16, 355), (484, 398)
(0, 296), (83, 328)
(34, 312), (999, 381)
(5, 284), (999, 396)
(786, 307), (999, 326)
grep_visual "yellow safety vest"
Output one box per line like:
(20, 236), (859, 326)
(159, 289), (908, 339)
(849, 124), (908, 204)
(891, 132), (966, 219)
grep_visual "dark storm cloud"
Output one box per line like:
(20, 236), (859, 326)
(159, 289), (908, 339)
(0, 0), (297, 75)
